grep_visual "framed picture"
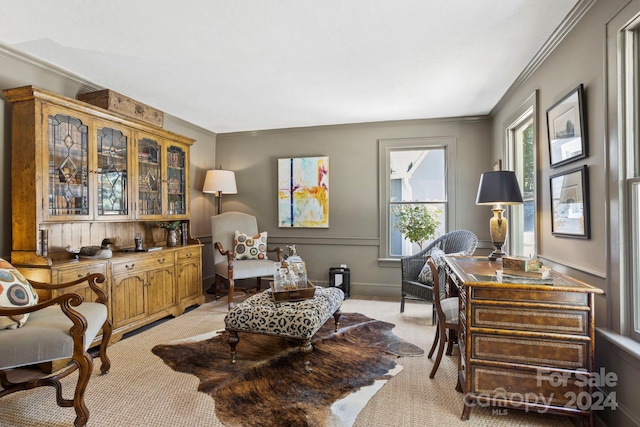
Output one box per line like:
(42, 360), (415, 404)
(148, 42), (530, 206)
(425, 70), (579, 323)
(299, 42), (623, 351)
(550, 165), (590, 239)
(546, 84), (588, 167)
(278, 156), (329, 228)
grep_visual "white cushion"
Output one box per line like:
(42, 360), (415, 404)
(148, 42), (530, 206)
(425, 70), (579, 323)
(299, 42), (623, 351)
(215, 259), (277, 280)
(0, 302), (107, 369)
(440, 297), (459, 323)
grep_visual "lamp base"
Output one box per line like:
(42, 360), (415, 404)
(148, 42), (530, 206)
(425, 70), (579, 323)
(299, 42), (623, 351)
(488, 249), (506, 261)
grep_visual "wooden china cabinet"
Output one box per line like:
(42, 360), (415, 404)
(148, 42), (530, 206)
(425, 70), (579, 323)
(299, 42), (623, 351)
(3, 85), (204, 345)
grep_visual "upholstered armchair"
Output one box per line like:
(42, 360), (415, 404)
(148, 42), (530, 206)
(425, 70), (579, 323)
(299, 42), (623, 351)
(210, 212), (283, 309)
(400, 230), (478, 324)
(0, 264), (111, 427)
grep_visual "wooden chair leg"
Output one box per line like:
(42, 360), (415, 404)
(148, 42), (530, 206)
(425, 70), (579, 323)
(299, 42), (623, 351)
(98, 319), (113, 374)
(400, 293), (406, 313)
(256, 277), (262, 293)
(227, 278), (235, 310)
(71, 352), (93, 427)
(428, 320), (440, 358)
(429, 322), (447, 378)
(432, 303), (436, 326)
(445, 329), (455, 355)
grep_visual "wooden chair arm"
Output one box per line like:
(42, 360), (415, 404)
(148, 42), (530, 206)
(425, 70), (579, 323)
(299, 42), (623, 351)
(29, 273), (108, 305)
(215, 242), (235, 263)
(267, 246), (283, 261)
(0, 291), (91, 339)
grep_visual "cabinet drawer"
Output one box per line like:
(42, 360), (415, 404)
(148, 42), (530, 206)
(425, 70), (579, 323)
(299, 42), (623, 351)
(471, 305), (588, 335)
(470, 365), (587, 409)
(472, 333), (588, 369)
(177, 246), (200, 263)
(111, 254), (172, 275)
(471, 287), (588, 306)
(56, 263), (107, 283)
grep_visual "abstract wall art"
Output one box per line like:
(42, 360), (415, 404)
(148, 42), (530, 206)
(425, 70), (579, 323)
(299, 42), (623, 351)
(278, 156), (329, 228)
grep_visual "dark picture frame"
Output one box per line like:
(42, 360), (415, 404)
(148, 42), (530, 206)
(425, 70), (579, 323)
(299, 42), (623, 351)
(550, 165), (590, 239)
(546, 84), (588, 167)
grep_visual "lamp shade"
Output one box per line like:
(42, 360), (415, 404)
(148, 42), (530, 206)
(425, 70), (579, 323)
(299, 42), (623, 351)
(202, 169), (237, 194)
(476, 171), (523, 205)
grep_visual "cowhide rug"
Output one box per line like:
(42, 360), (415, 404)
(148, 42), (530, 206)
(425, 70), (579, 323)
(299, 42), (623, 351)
(152, 312), (424, 427)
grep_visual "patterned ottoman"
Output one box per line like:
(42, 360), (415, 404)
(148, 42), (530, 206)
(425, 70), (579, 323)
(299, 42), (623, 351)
(224, 286), (344, 371)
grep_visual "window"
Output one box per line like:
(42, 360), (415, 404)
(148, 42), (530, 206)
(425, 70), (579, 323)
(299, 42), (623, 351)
(619, 16), (640, 341)
(379, 137), (455, 259)
(505, 93), (537, 258)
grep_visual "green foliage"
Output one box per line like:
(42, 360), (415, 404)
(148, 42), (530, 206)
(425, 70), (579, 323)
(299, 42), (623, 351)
(158, 221), (182, 230)
(392, 204), (441, 250)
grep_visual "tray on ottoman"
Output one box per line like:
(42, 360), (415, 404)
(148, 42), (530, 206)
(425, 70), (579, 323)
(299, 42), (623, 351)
(269, 281), (316, 302)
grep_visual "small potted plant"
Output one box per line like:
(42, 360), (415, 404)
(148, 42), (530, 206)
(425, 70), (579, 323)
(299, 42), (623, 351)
(392, 204), (441, 251)
(158, 221), (182, 247)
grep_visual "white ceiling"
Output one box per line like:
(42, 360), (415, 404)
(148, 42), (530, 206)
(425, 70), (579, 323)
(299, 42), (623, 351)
(0, 0), (578, 134)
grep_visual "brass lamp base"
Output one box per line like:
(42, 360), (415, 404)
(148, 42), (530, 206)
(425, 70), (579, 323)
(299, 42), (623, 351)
(488, 206), (507, 261)
(488, 249), (506, 261)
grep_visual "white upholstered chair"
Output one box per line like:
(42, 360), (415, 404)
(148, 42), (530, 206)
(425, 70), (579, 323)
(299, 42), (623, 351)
(0, 269), (111, 427)
(210, 212), (283, 309)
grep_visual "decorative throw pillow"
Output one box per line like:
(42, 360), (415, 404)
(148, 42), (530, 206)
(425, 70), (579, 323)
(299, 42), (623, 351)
(417, 261), (433, 283)
(0, 258), (39, 329)
(234, 231), (268, 260)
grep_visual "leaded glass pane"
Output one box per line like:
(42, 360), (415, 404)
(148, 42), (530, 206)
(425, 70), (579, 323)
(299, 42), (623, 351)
(97, 127), (128, 215)
(48, 114), (89, 215)
(167, 145), (186, 215)
(138, 138), (162, 215)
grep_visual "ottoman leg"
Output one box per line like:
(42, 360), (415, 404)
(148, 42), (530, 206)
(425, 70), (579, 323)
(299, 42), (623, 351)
(300, 338), (313, 373)
(228, 330), (239, 364)
(333, 309), (342, 332)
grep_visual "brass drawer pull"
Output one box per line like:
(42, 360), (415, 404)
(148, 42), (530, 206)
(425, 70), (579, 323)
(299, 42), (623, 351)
(157, 258), (166, 264)
(126, 264), (135, 270)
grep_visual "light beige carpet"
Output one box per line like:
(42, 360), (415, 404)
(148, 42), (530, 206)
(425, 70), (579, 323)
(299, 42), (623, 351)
(1, 294), (572, 426)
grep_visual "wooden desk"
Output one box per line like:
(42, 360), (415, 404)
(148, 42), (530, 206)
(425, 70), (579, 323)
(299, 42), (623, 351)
(444, 256), (603, 426)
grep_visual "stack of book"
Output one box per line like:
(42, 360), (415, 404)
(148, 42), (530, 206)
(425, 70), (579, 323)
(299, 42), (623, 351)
(497, 256), (553, 284)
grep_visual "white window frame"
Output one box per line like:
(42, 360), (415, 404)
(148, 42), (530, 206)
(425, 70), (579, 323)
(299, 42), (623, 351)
(504, 92), (538, 257)
(378, 136), (456, 262)
(618, 15), (640, 342)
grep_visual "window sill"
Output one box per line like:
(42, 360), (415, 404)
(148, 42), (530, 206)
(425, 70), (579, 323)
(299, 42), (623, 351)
(378, 258), (400, 268)
(596, 328), (640, 361)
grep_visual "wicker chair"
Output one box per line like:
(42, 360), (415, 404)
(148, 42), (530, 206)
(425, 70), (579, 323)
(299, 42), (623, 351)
(400, 230), (478, 324)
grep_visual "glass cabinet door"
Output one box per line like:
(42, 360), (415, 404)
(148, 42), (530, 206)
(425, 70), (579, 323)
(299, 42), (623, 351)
(138, 137), (162, 216)
(97, 126), (129, 217)
(166, 144), (186, 216)
(47, 113), (90, 218)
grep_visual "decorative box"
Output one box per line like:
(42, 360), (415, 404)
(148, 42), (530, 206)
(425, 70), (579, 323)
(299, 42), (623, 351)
(502, 255), (542, 272)
(77, 89), (164, 128)
(270, 281), (316, 302)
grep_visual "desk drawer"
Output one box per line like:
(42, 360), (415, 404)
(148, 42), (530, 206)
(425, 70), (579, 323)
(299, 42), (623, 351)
(472, 333), (588, 369)
(471, 305), (588, 335)
(112, 254), (171, 275)
(471, 287), (588, 306)
(470, 365), (587, 408)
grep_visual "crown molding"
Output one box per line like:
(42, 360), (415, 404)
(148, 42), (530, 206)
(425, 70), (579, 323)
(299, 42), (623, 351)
(491, 0), (597, 115)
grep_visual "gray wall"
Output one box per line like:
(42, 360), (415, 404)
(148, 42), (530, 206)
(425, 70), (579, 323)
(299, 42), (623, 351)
(489, 0), (640, 425)
(215, 118), (491, 297)
(0, 47), (218, 261)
